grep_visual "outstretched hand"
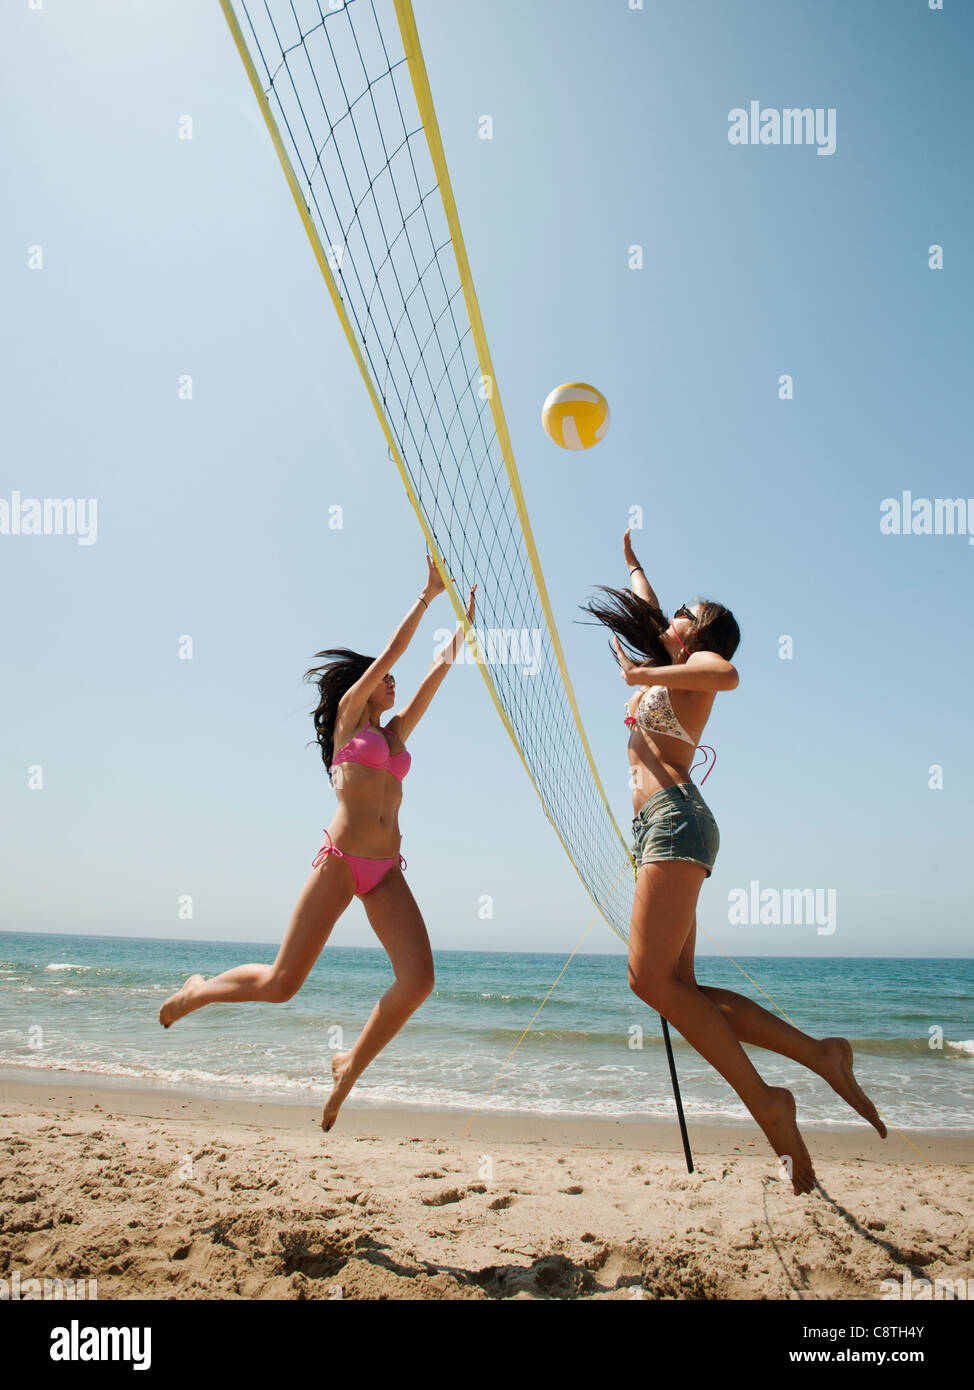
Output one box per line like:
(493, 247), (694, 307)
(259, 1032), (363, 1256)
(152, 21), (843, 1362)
(424, 552), (446, 596)
(465, 584), (477, 623)
(612, 634), (639, 684)
(623, 528), (638, 568)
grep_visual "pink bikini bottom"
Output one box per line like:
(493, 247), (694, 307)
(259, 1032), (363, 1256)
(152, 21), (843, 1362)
(312, 829), (406, 898)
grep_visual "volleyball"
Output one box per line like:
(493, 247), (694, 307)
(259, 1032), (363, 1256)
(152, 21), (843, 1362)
(541, 382), (610, 450)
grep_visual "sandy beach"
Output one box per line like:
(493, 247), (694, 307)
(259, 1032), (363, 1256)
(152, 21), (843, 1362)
(2, 1074), (972, 1301)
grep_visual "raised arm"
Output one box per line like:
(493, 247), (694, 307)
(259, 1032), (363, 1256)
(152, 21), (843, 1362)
(338, 555), (445, 726)
(389, 585), (477, 743)
(623, 529), (662, 609)
(612, 636), (739, 692)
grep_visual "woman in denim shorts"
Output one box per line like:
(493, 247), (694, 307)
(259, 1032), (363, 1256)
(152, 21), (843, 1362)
(583, 532), (886, 1195)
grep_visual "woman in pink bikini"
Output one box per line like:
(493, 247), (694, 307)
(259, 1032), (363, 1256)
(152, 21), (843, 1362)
(584, 530), (886, 1195)
(160, 555), (476, 1132)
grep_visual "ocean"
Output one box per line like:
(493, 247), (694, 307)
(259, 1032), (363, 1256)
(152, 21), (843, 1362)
(1, 931), (971, 1132)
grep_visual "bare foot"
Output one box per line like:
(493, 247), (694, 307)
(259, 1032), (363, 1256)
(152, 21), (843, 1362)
(755, 1086), (816, 1195)
(817, 1037), (887, 1138)
(321, 1050), (352, 1133)
(159, 975), (205, 1029)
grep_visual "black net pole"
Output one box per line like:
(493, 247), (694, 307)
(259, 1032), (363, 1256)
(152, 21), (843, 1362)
(660, 1017), (693, 1173)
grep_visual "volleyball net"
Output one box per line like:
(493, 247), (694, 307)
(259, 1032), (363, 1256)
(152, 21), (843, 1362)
(219, 0), (637, 942)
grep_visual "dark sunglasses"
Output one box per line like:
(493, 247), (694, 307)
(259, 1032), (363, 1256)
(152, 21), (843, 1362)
(673, 604), (697, 622)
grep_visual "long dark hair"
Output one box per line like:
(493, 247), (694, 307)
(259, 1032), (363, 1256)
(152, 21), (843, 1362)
(683, 600), (740, 660)
(304, 648), (375, 771)
(581, 588), (740, 667)
(582, 588), (670, 667)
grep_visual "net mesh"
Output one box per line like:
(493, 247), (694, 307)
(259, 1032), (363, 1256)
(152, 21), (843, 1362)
(223, 0), (636, 939)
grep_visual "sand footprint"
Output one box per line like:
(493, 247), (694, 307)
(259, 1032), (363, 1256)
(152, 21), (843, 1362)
(420, 1187), (466, 1207)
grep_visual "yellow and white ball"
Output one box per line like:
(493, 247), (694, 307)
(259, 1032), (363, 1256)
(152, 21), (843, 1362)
(541, 382), (610, 450)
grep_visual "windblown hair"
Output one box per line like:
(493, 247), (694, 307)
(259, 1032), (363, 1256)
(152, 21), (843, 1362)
(582, 588), (671, 667)
(304, 647), (375, 771)
(581, 588), (741, 667)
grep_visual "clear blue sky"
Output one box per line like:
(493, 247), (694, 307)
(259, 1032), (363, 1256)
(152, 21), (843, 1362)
(2, 0), (971, 956)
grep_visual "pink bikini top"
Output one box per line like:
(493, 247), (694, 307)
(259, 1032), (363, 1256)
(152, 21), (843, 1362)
(332, 724), (411, 783)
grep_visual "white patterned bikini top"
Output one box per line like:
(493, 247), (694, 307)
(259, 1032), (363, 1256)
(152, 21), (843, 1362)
(624, 685), (696, 746)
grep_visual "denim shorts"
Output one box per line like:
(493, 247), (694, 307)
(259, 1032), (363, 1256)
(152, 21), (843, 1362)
(632, 782), (720, 877)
